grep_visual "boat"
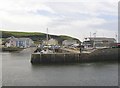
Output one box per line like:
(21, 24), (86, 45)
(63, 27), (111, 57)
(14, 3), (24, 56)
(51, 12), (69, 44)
(33, 28), (56, 54)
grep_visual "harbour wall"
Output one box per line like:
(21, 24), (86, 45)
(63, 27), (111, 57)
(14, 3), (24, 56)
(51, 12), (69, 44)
(31, 48), (119, 64)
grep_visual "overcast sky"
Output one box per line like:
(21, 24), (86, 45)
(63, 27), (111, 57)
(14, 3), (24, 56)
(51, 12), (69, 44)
(0, 0), (118, 41)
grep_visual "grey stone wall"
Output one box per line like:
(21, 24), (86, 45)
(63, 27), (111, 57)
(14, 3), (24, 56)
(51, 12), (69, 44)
(31, 48), (119, 64)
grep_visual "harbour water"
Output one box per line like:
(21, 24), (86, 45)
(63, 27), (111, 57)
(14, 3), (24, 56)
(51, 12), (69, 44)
(1, 48), (118, 86)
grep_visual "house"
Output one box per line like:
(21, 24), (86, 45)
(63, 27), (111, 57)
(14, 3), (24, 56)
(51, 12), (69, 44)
(83, 37), (116, 49)
(0, 39), (2, 45)
(42, 38), (58, 45)
(16, 38), (34, 48)
(62, 39), (78, 46)
(5, 36), (18, 47)
(5, 36), (34, 48)
(48, 38), (58, 45)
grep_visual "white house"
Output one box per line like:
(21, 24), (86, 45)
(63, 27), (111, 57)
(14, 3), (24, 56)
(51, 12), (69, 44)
(48, 38), (58, 45)
(5, 36), (18, 47)
(5, 36), (34, 48)
(62, 40), (78, 46)
(16, 38), (34, 48)
(0, 39), (2, 45)
(42, 38), (58, 45)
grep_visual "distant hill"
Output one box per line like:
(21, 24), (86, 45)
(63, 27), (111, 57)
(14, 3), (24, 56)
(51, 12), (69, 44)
(1, 30), (80, 45)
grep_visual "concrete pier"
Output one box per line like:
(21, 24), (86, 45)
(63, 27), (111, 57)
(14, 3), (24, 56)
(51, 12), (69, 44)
(31, 53), (80, 64)
(31, 48), (119, 64)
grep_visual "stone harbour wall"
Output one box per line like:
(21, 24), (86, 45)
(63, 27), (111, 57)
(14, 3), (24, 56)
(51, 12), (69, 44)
(31, 48), (119, 64)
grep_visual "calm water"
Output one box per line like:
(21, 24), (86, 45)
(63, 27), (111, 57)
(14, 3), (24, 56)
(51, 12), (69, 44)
(1, 48), (118, 86)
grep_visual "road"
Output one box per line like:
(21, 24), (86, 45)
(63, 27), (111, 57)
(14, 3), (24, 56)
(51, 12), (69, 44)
(61, 48), (95, 53)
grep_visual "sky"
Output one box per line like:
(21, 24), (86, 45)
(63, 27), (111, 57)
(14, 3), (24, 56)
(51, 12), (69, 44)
(0, 0), (118, 41)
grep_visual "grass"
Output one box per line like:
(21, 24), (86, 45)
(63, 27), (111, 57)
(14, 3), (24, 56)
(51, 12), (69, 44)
(2, 31), (44, 36)
(1, 30), (81, 44)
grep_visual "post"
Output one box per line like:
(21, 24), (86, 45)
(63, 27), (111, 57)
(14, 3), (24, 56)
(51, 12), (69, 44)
(46, 28), (49, 50)
(90, 32), (91, 38)
(115, 33), (117, 43)
(46, 28), (48, 44)
(79, 43), (82, 53)
(93, 32), (96, 49)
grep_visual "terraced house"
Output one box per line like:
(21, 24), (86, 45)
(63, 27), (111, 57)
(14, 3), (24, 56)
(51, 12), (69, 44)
(5, 36), (34, 48)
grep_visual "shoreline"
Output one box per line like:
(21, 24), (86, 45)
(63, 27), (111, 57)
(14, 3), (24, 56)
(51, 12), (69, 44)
(1, 47), (24, 52)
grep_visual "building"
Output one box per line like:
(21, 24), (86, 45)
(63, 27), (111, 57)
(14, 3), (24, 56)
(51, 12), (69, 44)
(5, 36), (18, 47)
(0, 39), (2, 45)
(16, 38), (34, 48)
(48, 38), (58, 45)
(5, 36), (34, 48)
(42, 38), (58, 45)
(62, 40), (78, 46)
(83, 37), (116, 49)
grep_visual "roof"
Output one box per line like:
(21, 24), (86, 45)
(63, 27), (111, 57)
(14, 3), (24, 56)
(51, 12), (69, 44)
(63, 39), (77, 42)
(18, 38), (32, 41)
(7, 36), (33, 41)
(6, 37), (18, 41)
(49, 38), (58, 41)
(87, 37), (116, 42)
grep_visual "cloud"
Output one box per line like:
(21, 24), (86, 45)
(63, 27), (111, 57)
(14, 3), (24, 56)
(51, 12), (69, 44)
(46, 1), (118, 16)
(0, 0), (118, 41)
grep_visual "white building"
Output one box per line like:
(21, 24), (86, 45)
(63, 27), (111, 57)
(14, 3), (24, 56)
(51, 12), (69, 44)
(5, 36), (34, 48)
(48, 38), (58, 45)
(16, 38), (34, 48)
(5, 36), (17, 47)
(42, 38), (58, 45)
(0, 39), (2, 45)
(62, 40), (78, 46)
(83, 37), (116, 49)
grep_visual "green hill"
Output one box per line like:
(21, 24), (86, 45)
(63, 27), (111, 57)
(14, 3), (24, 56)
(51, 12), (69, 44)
(1, 30), (80, 44)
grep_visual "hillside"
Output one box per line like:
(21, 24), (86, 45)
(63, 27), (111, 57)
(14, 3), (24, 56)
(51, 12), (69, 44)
(1, 30), (80, 44)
